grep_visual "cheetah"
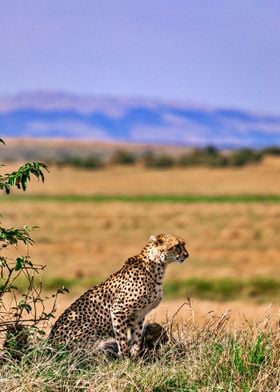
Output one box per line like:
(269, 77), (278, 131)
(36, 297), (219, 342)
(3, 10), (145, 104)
(49, 234), (189, 358)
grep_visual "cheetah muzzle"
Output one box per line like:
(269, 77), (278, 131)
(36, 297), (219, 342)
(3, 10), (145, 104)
(49, 233), (189, 358)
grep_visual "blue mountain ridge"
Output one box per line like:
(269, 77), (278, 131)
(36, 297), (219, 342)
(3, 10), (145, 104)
(0, 92), (279, 148)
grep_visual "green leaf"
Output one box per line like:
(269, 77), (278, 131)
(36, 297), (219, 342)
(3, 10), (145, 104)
(0, 161), (48, 193)
(15, 257), (25, 271)
(0, 226), (35, 245)
(17, 301), (32, 313)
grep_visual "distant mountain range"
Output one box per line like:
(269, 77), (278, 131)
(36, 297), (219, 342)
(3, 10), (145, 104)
(0, 91), (280, 148)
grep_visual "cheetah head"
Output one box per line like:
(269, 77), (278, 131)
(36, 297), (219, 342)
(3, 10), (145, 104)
(148, 234), (189, 264)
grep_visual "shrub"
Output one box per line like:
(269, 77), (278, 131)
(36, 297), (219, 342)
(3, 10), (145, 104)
(110, 149), (137, 165)
(228, 149), (263, 166)
(261, 146), (280, 156)
(0, 139), (64, 359)
(178, 146), (228, 167)
(58, 154), (104, 169)
(142, 151), (176, 168)
(179, 146), (264, 168)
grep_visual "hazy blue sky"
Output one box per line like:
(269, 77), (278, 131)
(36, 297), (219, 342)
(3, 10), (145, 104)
(1, 1), (279, 112)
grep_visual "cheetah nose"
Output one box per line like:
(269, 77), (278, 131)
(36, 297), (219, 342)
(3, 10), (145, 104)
(184, 251), (189, 258)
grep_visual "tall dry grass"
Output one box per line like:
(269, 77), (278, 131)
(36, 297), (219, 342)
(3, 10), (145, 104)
(0, 306), (279, 391)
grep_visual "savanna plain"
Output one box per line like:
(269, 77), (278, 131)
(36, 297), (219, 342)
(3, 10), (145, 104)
(0, 152), (280, 391)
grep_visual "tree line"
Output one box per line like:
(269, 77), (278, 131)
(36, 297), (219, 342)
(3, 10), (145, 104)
(56, 145), (280, 169)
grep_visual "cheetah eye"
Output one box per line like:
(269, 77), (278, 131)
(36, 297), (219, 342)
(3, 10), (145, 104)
(174, 244), (181, 252)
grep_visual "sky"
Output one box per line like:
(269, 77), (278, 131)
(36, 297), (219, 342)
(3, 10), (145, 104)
(0, 0), (280, 112)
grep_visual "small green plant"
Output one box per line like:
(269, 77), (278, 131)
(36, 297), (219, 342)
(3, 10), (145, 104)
(0, 139), (65, 358)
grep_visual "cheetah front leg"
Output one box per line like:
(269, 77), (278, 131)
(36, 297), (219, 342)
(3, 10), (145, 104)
(128, 315), (144, 358)
(110, 310), (129, 358)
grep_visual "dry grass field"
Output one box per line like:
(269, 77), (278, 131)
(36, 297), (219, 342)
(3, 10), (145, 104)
(1, 156), (280, 320)
(1, 201), (280, 282)
(1, 152), (280, 391)
(3, 155), (280, 196)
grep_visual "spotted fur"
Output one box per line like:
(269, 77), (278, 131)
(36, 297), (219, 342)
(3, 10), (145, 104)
(49, 234), (189, 358)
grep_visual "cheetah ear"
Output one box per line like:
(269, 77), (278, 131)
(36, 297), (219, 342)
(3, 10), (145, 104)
(149, 235), (163, 245)
(149, 235), (158, 243)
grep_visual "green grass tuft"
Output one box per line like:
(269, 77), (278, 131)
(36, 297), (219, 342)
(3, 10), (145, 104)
(163, 277), (280, 302)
